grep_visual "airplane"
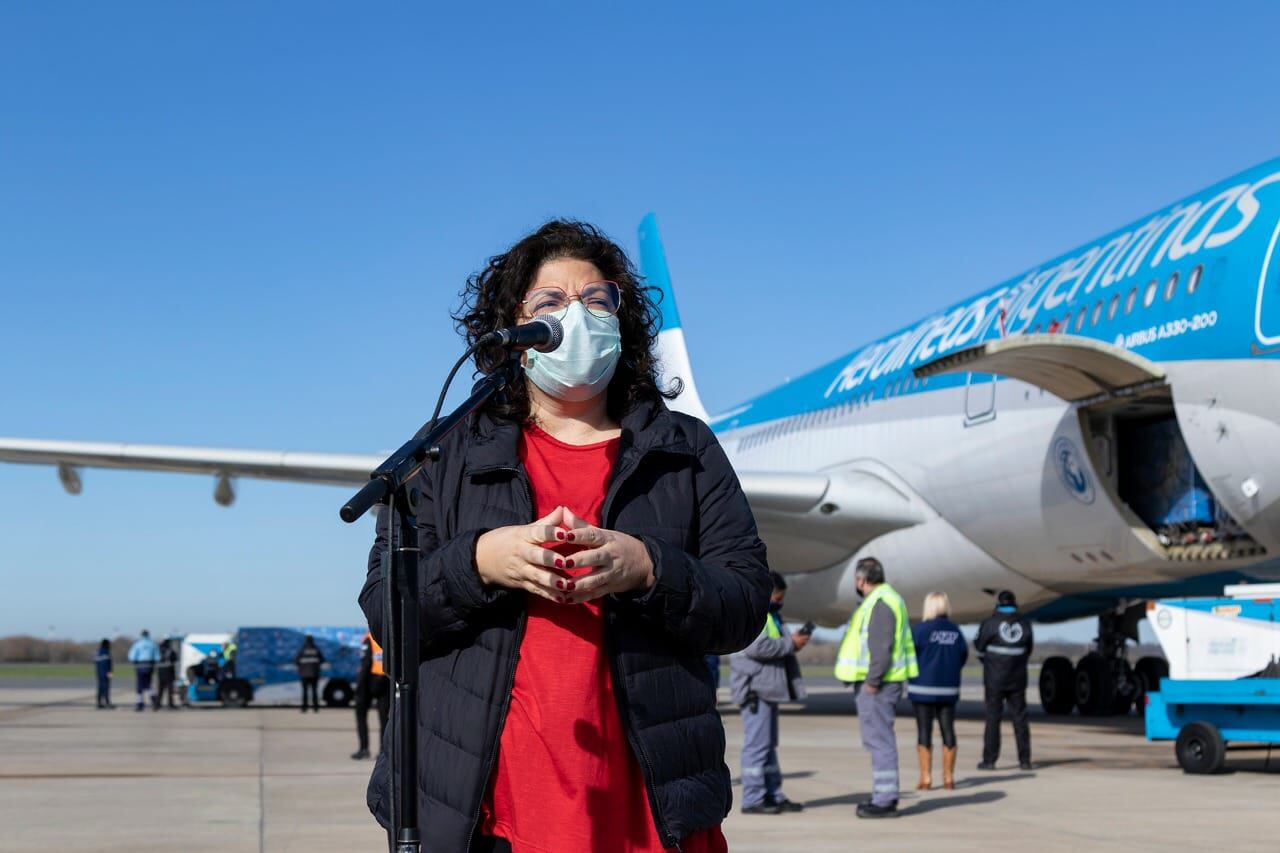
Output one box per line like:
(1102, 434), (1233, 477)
(6, 157), (1280, 719)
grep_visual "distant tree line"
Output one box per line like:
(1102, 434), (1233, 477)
(0, 634), (136, 663)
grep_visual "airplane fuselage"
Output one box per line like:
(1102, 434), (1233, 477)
(711, 158), (1280, 625)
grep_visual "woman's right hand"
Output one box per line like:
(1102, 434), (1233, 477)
(474, 506), (571, 603)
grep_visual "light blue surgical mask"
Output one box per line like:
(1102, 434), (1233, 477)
(524, 302), (621, 401)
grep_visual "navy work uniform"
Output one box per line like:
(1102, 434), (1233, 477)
(974, 594), (1034, 769)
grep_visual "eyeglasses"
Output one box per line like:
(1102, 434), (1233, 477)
(521, 281), (622, 319)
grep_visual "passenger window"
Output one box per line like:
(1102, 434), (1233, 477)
(1143, 279), (1158, 308)
(1164, 271), (1179, 301)
(1187, 264), (1202, 295)
(1125, 287), (1137, 314)
(1107, 293), (1119, 320)
(1090, 301), (1102, 326)
(1075, 306), (1087, 332)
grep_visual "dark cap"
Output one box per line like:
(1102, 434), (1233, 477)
(997, 590), (1018, 608)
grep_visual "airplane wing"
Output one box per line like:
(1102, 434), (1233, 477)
(0, 439), (922, 567)
(0, 438), (377, 504)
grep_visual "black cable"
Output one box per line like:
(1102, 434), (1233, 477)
(416, 343), (480, 439)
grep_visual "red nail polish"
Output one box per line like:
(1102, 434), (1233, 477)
(556, 580), (564, 589)
(555, 559), (564, 569)
(566, 532), (575, 542)
(567, 581), (576, 591)
(565, 558), (574, 568)
(556, 530), (566, 540)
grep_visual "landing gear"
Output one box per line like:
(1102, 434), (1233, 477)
(1037, 604), (1156, 716)
(1038, 657), (1075, 715)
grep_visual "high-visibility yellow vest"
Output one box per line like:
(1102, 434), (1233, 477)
(833, 583), (918, 683)
(764, 612), (783, 640)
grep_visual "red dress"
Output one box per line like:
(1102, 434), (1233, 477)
(480, 423), (728, 853)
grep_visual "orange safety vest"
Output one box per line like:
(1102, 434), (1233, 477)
(365, 632), (385, 677)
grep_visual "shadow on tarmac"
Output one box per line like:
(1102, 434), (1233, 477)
(799, 788), (1007, 813)
(951, 771), (1033, 789)
(757, 680), (1150, 737)
(897, 790), (1006, 815)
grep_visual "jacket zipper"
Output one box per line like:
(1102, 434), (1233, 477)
(604, 612), (682, 851)
(463, 466), (533, 853)
(600, 447), (683, 851)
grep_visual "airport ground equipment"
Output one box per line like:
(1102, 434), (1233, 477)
(1143, 584), (1280, 772)
(185, 626), (363, 708)
(1145, 678), (1280, 773)
(1146, 584), (1280, 679)
(177, 632), (231, 705)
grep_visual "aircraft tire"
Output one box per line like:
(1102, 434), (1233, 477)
(1176, 721), (1226, 774)
(1074, 653), (1113, 716)
(1038, 656), (1076, 715)
(218, 679), (253, 708)
(323, 678), (353, 708)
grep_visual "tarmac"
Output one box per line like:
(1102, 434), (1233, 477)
(2, 678), (1278, 852)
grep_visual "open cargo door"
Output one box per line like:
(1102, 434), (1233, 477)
(912, 334), (1166, 403)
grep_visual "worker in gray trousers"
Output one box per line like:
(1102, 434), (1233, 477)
(835, 557), (919, 818)
(730, 571), (809, 815)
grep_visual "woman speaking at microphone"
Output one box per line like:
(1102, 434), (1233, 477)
(359, 220), (771, 853)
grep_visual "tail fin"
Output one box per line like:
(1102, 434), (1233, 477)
(638, 213), (710, 422)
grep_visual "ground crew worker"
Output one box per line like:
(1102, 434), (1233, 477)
(351, 632), (389, 760)
(908, 592), (968, 790)
(154, 638), (179, 710)
(294, 635), (325, 713)
(94, 638), (114, 709)
(835, 557), (918, 818)
(127, 630), (160, 712)
(730, 571), (809, 815)
(221, 638), (237, 679)
(974, 590), (1033, 770)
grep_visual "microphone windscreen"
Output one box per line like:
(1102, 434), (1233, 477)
(535, 314), (564, 353)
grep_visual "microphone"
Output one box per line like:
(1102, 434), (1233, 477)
(477, 314), (563, 353)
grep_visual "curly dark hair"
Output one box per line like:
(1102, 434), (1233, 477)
(454, 219), (678, 423)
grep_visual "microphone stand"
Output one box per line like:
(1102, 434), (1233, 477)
(340, 350), (523, 853)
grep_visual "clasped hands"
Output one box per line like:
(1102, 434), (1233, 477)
(475, 506), (656, 605)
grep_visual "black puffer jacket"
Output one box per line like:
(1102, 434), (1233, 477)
(359, 400), (770, 851)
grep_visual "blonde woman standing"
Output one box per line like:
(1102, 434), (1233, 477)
(907, 592), (968, 789)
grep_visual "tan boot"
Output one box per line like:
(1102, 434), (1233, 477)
(942, 746), (958, 790)
(916, 745), (933, 790)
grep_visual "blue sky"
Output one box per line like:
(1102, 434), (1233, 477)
(2, 2), (1278, 640)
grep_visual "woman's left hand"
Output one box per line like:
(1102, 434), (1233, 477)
(557, 507), (656, 603)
